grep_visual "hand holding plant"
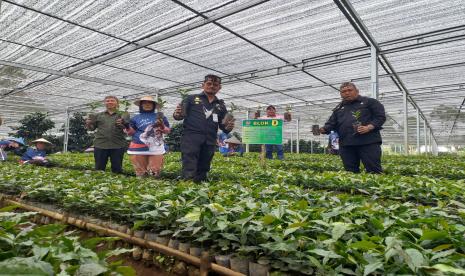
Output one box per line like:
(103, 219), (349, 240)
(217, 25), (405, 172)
(351, 110), (362, 135)
(284, 104), (292, 121)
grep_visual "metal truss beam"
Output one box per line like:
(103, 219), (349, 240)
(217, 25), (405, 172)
(2, 0), (270, 97)
(0, 60), (158, 95)
(333, 0), (438, 145)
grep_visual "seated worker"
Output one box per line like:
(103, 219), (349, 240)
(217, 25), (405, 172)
(219, 136), (244, 157)
(0, 137), (25, 161)
(217, 130), (230, 148)
(20, 138), (52, 166)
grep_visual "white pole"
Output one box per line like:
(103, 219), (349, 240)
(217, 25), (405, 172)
(290, 132), (293, 153)
(423, 120), (427, 154)
(370, 45), (379, 99)
(63, 108), (70, 153)
(403, 92), (408, 155)
(246, 109), (250, 153)
(416, 109), (420, 154)
(296, 118), (300, 154)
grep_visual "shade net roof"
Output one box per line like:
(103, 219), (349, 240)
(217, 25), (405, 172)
(0, 0), (464, 145)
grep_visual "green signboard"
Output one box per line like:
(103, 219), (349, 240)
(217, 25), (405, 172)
(242, 119), (283, 145)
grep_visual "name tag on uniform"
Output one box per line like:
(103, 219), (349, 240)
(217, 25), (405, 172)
(212, 113), (218, 123)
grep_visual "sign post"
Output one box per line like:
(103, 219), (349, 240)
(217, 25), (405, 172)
(242, 119), (283, 167)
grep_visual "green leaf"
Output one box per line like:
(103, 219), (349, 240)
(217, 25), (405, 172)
(431, 249), (455, 261)
(183, 209), (201, 222)
(363, 261), (383, 276)
(114, 266), (136, 276)
(75, 263), (108, 276)
(208, 203), (225, 212)
(262, 214), (276, 225)
(332, 222), (350, 241)
(0, 257), (54, 275)
(27, 224), (67, 239)
(432, 244), (453, 252)
(309, 249), (342, 259)
(350, 240), (379, 250)
(0, 205), (20, 212)
(284, 227), (299, 237)
(432, 264), (465, 275)
(131, 220), (145, 231)
(105, 248), (134, 258)
(83, 237), (119, 250)
(405, 248), (425, 272)
(420, 229), (448, 241)
(369, 218), (384, 230)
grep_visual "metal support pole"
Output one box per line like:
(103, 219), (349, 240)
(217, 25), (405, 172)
(290, 132), (293, 153)
(416, 109), (420, 154)
(63, 108), (70, 153)
(296, 118), (300, 154)
(246, 109), (250, 153)
(370, 45), (379, 99)
(310, 139), (313, 154)
(423, 120), (427, 154)
(402, 92), (408, 154)
(428, 129), (432, 154)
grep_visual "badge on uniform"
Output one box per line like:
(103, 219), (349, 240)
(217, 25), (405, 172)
(194, 97), (201, 104)
(212, 113), (218, 123)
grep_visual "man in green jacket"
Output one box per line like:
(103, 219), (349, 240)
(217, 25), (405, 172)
(85, 96), (129, 173)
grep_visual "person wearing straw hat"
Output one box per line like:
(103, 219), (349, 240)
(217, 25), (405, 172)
(20, 138), (52, 166)
(220, 136), (244, 157)
(85, 95), (129, 173)
(124, 96), (171, 177)
(0, 137), (26, 161)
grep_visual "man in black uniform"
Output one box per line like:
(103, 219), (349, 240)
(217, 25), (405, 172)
(173, 74), (234, 182)
(319, 82), (386, 173)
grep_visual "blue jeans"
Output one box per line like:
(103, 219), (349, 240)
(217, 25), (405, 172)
(265, 144), (284, 160)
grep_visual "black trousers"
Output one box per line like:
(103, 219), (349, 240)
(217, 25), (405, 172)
(180, 134), (215, 182)
(93, 147), (126, 173)
(339, 143), (382, 174)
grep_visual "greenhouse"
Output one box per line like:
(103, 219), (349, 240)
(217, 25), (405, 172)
(0, 0), (464, 275)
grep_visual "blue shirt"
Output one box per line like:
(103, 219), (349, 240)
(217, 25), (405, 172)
(128, 112), (170, 152)
(21, 147), (46, 161)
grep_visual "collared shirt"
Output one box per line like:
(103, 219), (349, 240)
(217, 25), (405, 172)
(323, 96), (386, 146)
(179, 92), (229, 145)
(87, 111), (130, 149)
(21, 147), (46, 161)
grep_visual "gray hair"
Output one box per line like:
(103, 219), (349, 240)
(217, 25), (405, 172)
(339, 82), (359, 92)
(104, 95), (119, 102)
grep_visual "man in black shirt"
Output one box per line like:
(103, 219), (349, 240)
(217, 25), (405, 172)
(173, 74), (235, 182)
(320, 82), (386, 173)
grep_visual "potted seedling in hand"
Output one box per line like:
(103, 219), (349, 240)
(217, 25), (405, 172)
(352, 110), (362, 135)
(87, 101), (102, 122)
(115, 99), (131, 128)
(222, 102), (237, 126)
(155, 96), (167, 129)
(174, 88), (191, 119)
(254, 105), (262, 119)
(284, 104), (292, 121)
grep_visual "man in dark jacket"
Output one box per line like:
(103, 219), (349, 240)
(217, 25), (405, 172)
(320, 82), (386, 173)
(173, 74), (235, 182)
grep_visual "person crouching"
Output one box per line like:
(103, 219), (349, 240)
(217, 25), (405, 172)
(125, 96), (171, 178)
(20, 138), (52, 166)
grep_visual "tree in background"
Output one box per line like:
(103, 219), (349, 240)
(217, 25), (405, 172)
(9, 112), (55, 142)
(66, 112), (93, 152)
(165, 123), (183, 152)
